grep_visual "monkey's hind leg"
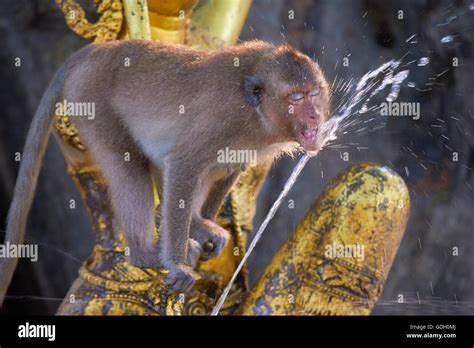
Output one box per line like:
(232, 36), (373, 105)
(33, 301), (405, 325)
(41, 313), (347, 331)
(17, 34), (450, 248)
(85, 137), (161, 268)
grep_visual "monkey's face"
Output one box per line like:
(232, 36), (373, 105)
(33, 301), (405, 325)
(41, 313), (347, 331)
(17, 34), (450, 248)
(244, 46), (330, 152)
(281, 79), (330, 152)
(265, 71), (329, 152)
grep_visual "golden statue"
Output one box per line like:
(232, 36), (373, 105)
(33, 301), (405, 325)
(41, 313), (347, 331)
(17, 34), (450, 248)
(53, 0), (409, 315)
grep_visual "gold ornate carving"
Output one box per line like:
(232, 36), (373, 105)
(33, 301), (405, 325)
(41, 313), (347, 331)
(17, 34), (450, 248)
(240, 163), (410, 315)
(55, 115), (86, 152)
(56, 0), (123, 43)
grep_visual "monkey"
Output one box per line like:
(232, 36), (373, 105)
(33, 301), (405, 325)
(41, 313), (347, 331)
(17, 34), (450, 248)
(0, 39), (330, 303)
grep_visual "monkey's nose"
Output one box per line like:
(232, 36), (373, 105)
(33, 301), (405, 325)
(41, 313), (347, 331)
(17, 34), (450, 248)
(309, 107), (322, 120)
(314, 107), (324, 120)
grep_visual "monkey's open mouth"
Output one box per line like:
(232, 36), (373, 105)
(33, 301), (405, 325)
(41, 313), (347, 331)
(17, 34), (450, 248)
(302, 128), (318, 141)
(297, 128), (320, 152)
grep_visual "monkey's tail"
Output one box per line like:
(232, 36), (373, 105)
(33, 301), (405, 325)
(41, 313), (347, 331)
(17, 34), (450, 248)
(0, 62), (69, 306)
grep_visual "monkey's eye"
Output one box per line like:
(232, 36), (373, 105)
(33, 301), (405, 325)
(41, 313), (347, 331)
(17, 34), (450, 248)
(289, 92), (304, 102)
(309, 87), (321, 96)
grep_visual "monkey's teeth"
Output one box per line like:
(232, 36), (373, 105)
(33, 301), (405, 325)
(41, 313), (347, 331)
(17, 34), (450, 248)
(302, 129), (317, 140)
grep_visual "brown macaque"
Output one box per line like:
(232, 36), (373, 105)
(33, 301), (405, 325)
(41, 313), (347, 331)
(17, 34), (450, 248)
(0, 40), (329, 301)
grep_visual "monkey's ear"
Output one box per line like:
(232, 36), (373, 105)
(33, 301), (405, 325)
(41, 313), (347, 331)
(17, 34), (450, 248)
(244, 75), (264, 107)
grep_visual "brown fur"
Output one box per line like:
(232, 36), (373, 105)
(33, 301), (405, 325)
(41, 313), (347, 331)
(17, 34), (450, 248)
(1, 40), (329, 299)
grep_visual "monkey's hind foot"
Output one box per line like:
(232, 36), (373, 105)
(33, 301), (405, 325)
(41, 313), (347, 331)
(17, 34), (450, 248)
(190, 218), (230, 260)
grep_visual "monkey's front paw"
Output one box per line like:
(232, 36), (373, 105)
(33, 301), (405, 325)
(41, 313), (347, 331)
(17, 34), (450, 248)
(165, 264), (197, 293)
(186, 238), (203, 267)
(190, 218), (230, 260)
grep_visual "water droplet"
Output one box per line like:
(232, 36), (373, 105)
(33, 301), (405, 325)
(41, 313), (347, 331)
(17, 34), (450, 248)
(418, 57), (430, 66)
(405, 34), (417, 43)
(386, 70), (409, 101)
(445, 15), (457, 24)
(440, 35), (454, 44)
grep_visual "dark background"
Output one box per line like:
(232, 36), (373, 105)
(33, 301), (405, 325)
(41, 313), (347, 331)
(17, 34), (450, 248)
(0, 0), (473, 315)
